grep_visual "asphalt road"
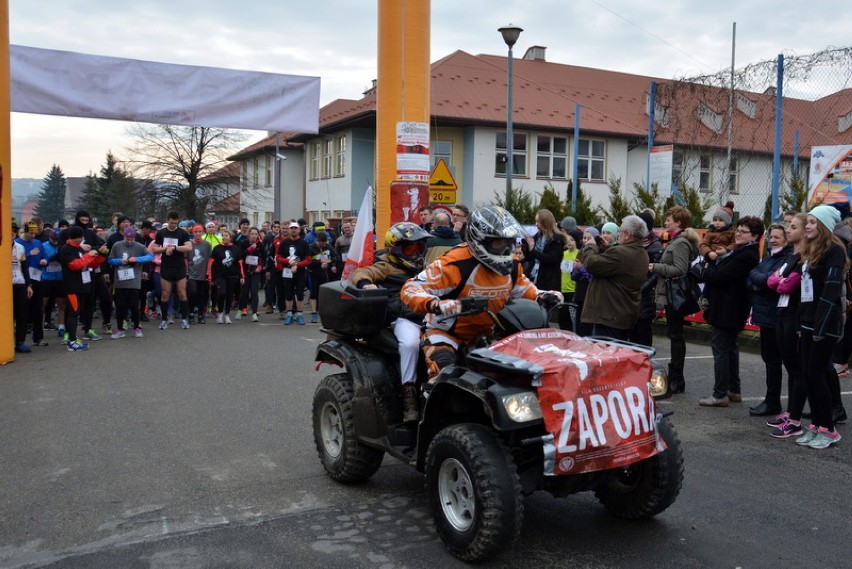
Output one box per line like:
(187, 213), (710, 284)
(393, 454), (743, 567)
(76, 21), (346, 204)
(0, 313), (850, 568)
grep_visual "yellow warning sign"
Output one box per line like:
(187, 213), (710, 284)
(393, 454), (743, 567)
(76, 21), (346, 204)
(429, 159), (458, 191)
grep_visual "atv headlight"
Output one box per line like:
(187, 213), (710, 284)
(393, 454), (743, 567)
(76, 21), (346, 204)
(649, 366), (668, 399)
(501, 392), (543, 422)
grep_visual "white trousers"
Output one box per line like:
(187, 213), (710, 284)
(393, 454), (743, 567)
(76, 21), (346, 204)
(393, 318), (422, 384)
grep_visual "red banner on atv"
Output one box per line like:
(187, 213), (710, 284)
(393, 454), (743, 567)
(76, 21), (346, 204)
(488, 329), (665, 476)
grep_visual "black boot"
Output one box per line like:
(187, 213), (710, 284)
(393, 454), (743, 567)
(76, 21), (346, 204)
(402, 384), (420, 423)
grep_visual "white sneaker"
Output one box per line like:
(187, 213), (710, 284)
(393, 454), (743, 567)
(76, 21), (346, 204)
(224, 314), (232, 325)
(180, 319), (190, 329)
(110, 329), (125, 339)
(235, 311), (243, 320)
(159, 320), (169, 330)
(133, 328), (143, 338)
(217, 313), (224, 324)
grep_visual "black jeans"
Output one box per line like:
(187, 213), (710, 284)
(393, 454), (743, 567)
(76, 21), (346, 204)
(629, 317), (654, 347)
(239, 272), (263, 314)
(13, 283), (29, 345)
(711, 326), (740, 398)
(759, 326), (783, 409)
(665, 307), (686, 388)
(114, 288), (140, 329)
(187, 279), (210, 316)
(777, 310), (805, 418)
(799, 331), (837, 430)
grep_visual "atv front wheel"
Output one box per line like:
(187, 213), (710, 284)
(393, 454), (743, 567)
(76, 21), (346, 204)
(425, 423), (523, 561)
(594, 415), (684, 519)
(312, 373), (384, 482)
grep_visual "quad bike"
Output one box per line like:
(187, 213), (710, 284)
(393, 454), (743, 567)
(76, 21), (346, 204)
(312, 281), (683, 562)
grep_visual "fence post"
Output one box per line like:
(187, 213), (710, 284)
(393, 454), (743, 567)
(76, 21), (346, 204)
(572, 103), (581, 210)
(646, 81), (656, 194)
(771, 53), (784, 222)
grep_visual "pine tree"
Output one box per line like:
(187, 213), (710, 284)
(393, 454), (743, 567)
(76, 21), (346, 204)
(781, 174), (809, 213)
(97, 151), (137, 220)
(493, 186), (538, 224)
(537, 184), (563, 221)
(563, 179), (597, 226)
(598, 176), (631, 223)
(78, 172), (107, 222)
(35, 164), (67, 223)
(664, 182), (714, 228)
(632, 181), (665, 226)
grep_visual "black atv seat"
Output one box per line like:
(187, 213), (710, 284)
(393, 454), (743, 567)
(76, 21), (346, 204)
(466, 348), (545, 383)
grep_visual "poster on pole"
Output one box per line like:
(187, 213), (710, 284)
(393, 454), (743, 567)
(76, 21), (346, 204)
(649, 145), (674, 197)
(808, 145), (852, 207)
(396, 122), (430, 181)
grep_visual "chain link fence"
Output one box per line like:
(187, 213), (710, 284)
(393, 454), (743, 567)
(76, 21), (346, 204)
(655, 46), (852, 222)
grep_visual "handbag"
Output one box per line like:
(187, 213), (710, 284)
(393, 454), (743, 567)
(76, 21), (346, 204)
(666, 272), (701, 316)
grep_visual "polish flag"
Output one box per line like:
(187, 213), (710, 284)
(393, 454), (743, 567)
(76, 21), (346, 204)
(342, 186), (375, 281)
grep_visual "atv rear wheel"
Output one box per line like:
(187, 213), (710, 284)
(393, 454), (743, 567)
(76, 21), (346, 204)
(313, 373), (384, 482)
(594, 415), (684, 519)
(425, 423), (523, 561)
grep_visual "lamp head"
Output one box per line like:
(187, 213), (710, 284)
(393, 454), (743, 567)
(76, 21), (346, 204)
(498, 24), (523, 48)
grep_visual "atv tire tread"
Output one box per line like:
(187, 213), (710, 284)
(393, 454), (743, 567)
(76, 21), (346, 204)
(313, 373), (384, 482)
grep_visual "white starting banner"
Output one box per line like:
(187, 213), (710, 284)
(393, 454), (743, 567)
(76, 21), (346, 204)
(10, 45), (321, 133)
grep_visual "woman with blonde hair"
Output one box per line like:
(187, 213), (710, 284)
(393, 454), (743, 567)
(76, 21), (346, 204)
(790, 206), (846, 448)
(522, 209), (567, 292)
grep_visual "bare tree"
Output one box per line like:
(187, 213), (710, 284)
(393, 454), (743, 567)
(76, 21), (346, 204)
(124, 125), (248, 220)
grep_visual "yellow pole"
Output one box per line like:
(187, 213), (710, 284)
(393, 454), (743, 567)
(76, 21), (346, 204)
(0, 0), (13, 364)
(376, 0), (430, 238)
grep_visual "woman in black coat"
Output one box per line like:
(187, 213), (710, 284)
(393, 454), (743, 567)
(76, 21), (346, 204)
(698, 216), (763, 408)
(746, 224), (791, 416)
(522, 209), (567, 292)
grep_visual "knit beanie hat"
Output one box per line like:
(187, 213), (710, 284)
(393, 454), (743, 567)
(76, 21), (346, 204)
(583, 227), (600, 237)
(559, 216), (578, 232)
(712, 201), (735, 225)
(601, 222), (619, 241)
(123, 227), (137, 238)
(810, 204), (841, 232)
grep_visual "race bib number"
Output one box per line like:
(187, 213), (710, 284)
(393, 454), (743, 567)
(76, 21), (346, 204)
(245, 255), (259, 266)
(777, 294), (790, 308)
(81, 270), (92, 284)
(117, 267), (135, 281)
(163, 237), (179, 248)
(341, 253), (348, 262)
(28, 267), (43, 281)
(560, 260), (574, 274)
(282, 268), (293, 278)
(46, 261), (61, 272)
(801, 274), (814, 303)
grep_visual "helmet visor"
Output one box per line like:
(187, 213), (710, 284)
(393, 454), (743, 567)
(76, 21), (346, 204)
(485, 237), (514, 256)
(401, 242), (426, 257)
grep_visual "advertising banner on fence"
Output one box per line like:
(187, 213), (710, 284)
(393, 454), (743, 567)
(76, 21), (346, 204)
(489, 329), (664, 476)
(649, 144), (674, 196)
(808, 145), (852, 207)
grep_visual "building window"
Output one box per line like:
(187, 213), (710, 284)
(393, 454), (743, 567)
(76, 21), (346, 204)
(265, 211), (273, 224)
(252, 158), (259, 187)
(728, 157), (739, 195)
(335, 135), (346, 177)
(672, 151), (684, 186)
(264, 155), (272, 187)
(310, 141), (321, 180)
(252, 212), (259, 226)
(495, 132), (527, 177)
(431, 141), (452, 170)
(322, 138), (333, 178)
(536, 135), (567, 179)
(577, 139), (605, 181)
(699, 155), (711, 192)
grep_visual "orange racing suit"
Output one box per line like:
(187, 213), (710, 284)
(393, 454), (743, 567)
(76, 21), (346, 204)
(401, 245), (539, 378)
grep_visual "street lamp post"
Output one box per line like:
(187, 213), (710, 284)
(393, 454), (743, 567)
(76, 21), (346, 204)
(499, 24), (523, 200)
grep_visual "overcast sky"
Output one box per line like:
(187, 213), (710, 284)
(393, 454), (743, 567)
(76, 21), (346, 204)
(9, 0), (851, 179)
